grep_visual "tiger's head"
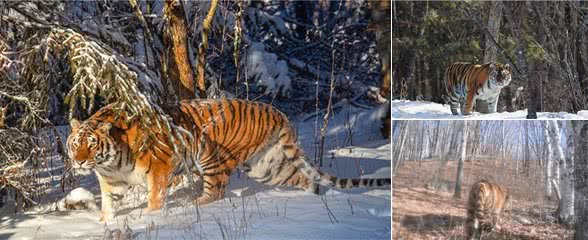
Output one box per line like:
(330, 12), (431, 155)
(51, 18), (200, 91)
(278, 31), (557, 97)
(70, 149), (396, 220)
(489, 63), (512, 87)
(67, 119), (117, 169)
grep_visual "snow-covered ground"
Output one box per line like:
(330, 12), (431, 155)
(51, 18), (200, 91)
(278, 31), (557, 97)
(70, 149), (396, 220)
(0, 104), (391, 240)
(392, 100), (588, 119)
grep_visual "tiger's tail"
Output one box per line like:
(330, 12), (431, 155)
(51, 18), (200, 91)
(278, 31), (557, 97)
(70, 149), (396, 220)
(290, 148), (391, 192)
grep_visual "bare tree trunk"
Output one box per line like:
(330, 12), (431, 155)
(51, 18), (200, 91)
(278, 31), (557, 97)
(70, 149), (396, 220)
(393, 121), (409, 173)
(558, 121), (575, 225)
(523, 122), (530, 176)
(407, 51), (417, 100)
(505, 1), (531, 117)
(483, 1), (503, 63)
(429, 121), (440, 158)
(543, 121), (554, 199)
(571, 1), (588, 94)
(501, 121), (506, 167)
(368, 0), (391, 99)
(163, 0), (196, 100)
(574, 121), (588, 238)
(477, 1), (503, 113)
(454, 121), (467, 198)
(195, 0), (219, 99)
(533, 1), (547, 113)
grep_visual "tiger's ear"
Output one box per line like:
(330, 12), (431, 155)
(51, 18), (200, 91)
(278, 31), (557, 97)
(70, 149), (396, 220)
(70, 119), (81, 130)
(98, 122), (112, 134)
(504, 63), (511, 71)
(489, 63), (496, 71)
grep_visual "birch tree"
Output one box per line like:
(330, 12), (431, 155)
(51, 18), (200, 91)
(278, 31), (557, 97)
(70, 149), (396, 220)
(393, 121), (409, 174)
(454, 121), (467, 198)
(556, 121), (575, 225)
(543, 121), (554, 199)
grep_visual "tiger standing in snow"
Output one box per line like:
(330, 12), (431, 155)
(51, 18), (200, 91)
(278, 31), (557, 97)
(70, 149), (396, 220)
(465, 179), (511, 240)
(444, 62), (512, 115)
(66, 99), (391, 222)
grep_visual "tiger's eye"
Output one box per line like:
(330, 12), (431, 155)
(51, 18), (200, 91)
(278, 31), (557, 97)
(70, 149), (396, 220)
(87, 137), (97, 147)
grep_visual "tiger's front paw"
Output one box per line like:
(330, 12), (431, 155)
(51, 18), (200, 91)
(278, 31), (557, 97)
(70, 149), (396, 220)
(99, 211), (114, 222)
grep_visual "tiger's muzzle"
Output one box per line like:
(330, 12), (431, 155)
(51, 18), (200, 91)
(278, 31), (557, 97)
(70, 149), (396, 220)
(72, 159), (96, 169)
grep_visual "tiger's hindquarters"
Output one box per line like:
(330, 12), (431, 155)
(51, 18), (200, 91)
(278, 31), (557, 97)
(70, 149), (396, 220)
(246, 128), (390, 194)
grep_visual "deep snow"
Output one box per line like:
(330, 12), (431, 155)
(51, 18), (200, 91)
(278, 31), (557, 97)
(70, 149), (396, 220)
(0, 104), (391, 240)
(392, 100), (588, 119)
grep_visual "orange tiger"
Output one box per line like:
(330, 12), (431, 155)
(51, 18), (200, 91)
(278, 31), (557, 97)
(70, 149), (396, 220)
(465, 179), (510, 240)
(67, 99), (391, 222)
(444, 62), (512, 115)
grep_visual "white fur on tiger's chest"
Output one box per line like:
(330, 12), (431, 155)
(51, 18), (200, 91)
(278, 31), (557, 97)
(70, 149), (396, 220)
(475, 80), (504, 101)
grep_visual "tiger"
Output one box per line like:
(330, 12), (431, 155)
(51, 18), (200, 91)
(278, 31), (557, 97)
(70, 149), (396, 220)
(465, 179), (510, 240)
(67, 99), (391, 222)
(444, 62), (512, 115)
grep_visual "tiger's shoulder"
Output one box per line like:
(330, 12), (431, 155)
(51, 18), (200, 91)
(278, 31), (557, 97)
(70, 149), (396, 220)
(469, 179), (510, 209)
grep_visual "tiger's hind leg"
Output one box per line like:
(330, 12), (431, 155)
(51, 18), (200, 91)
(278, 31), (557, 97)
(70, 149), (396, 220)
(278, 144), (319, 194)
(243, 141), (319, 194)
(196, 166), (233, 205)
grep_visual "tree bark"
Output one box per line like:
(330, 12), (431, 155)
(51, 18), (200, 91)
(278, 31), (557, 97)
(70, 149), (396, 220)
(393, 121), (409, 172)
(505, 2), (532, 118)
(195, 0), (219, 99)
(163, 0), (196, 101)
(368, 0), (391, 99)
(454, 121), (467, 198)
(483, 1), (503, 64)
(533, 1), (547, 112)
(477, 1), (503, 113)
(557, 121), (574, 225)
(406, 51), (417, 100)
(574, 121), (588, 238)
(544, 121), (554, 199)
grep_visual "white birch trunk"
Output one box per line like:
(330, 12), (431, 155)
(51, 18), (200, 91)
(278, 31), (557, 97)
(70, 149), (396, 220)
(454, 121), (468, 198)
(555, 120), (574, 224)
(543, 121), (554, 198)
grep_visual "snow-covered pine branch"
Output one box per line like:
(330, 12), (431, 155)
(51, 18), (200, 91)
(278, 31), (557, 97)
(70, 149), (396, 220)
(44, 28), (201, 176)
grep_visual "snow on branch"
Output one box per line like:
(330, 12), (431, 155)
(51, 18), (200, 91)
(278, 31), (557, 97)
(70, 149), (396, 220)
(44, 28), (201, 174)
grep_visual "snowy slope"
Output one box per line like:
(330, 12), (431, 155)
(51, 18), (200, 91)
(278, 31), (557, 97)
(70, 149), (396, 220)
(0, 104), (391, 240)
(393, 100), (588, 119)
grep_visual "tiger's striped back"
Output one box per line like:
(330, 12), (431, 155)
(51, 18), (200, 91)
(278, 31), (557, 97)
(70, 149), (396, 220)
(176, 99), (391, 203)
(465, 179), (510, 240)
(444, 62), (512, 115)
